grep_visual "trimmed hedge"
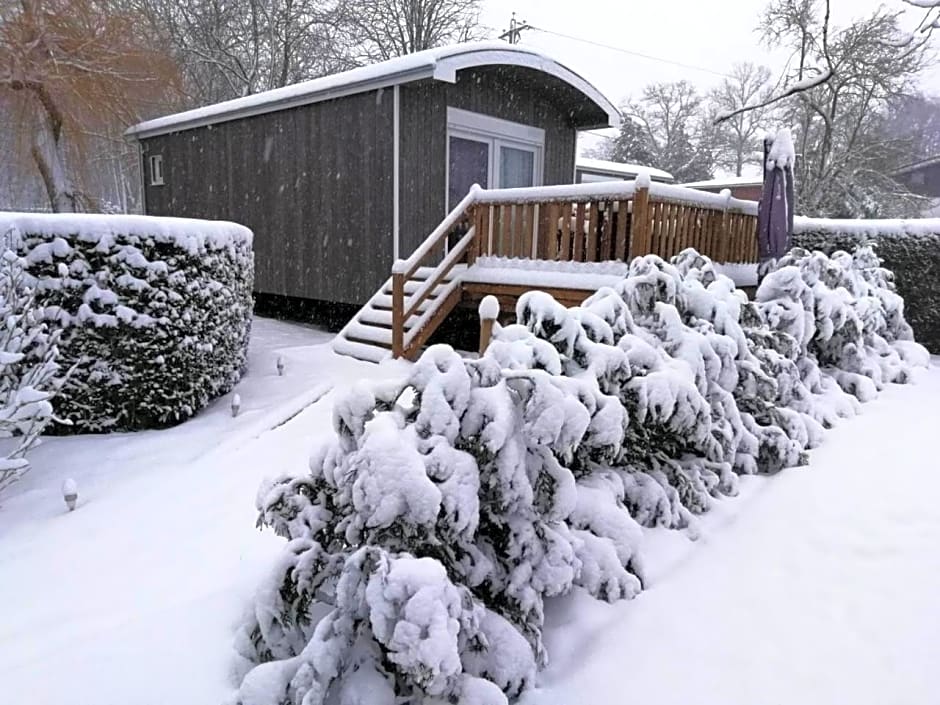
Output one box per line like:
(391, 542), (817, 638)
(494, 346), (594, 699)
(0, 213), (254, 432)
(794, 218), (940, 354)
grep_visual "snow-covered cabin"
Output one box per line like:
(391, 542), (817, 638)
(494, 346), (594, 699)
(576, 158), (674, 184)
(680, 175), (763, 201)
(126, 42), (620, 307)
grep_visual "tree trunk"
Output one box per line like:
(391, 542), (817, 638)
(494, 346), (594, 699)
(31, 116), (79, 213)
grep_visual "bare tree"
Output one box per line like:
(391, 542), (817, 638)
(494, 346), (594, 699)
(131, 0), (351, 105)
(708, 63), (775, 176)
(129, 0), (486, 106)
(759, 1), (932, 216)
(338, 0), (484, 63)
(615, 81), (715, 183)
(715, 0), (834, 125)
(0, 0), (179, 212)
(715, 0), (940, 125)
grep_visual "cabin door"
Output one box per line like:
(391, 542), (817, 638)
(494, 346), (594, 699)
(448, 135), (490, 212)
(446, 107), (545, 210)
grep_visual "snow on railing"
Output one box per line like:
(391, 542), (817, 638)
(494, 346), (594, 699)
(470, 179), (758, 214)
(649, 182), (759, 215)
(472, 180), (639, 204)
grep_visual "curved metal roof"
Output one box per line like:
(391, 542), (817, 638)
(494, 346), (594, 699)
(126, 42), (621, 140)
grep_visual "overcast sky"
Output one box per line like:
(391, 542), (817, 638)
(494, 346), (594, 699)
(479, 0), (940, 155)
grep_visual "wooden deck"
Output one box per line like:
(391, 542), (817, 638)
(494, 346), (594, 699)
(333, 180), (760, 362)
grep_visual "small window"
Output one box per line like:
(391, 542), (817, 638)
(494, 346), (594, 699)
(149, 154), (164, 186)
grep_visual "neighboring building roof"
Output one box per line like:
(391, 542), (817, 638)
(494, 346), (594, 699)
(892, 155), (940, 177)
(680, 174), (763, 190)
(127, 42), (621, 140)
(576, 157), (674, 183)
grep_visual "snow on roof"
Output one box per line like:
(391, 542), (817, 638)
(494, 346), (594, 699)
(576, 157), (674, 182)
(127, 42), (620, 140)
(680, 175), (764, 190)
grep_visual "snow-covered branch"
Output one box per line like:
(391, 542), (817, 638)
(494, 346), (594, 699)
(0, 251), (63, 496)
(716, 0), (834, 126)
(714, 69), (833, 125)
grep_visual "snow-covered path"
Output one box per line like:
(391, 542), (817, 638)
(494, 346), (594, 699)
(527, 359), (940, 705)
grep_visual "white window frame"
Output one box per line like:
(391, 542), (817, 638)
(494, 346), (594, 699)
(149, 154), (164, 186)
(445, 107), (544, 209)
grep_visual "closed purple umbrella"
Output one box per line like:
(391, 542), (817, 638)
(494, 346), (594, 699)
(757, 129), (796, 276)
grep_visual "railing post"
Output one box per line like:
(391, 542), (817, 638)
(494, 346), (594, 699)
(719, 188), (732, 263)
(629, 184), (651, 259)
(392, 271), (405, 358)
(478, 295), (499, 356)
(530, 203), (540, 259)
(467, 204), (480, 267)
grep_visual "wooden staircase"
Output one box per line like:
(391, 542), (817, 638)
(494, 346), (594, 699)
(333, 179), (760, 363)
(333, 267), (462, 363)
(333, 188), (480, 363)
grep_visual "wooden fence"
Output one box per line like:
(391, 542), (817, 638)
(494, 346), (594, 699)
(467, 185), (758, 266)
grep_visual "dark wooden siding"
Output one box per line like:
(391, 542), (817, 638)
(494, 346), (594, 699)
(142, 88), (394, 305)
(399, 67), (579, 255)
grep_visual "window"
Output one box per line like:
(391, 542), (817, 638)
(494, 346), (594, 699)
(149, 154), (164, 186)
(445, 108), (544, 209)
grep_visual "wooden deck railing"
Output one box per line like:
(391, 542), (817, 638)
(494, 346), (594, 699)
(390, 180), (759, 357)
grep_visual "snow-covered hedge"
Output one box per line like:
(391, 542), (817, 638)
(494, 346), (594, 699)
(232, 247), (925, 705)
(0, 213), (254, 432)
(794, 219), (940, 353)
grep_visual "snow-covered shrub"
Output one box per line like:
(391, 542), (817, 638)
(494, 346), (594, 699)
(1, 213), (253, 432)
(510, 252), (816, 527)
(233, 344), (644, 704)
(513, 284), (719, 530)
(794, 221), (940, 353)
(235, 245), (926, 705)
(512, 246), (922, 519)
(763, 245), (929, 399)
(0, 251), (63, 494)
(670, 250), (820, 474)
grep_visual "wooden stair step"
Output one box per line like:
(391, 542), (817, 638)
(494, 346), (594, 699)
(333, 337), (391, 363)
(372, 293), (439, 311)
(381, 279), (453, 297)
(342, 323), (393, 345)
(358, 307), (422, 329)
(342, 334), (393, 350)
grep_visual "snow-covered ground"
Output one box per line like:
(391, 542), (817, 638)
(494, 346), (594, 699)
(527, 357), (940, 705)
(1, 317), (938, 705)
(0, 317), (406, 705)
